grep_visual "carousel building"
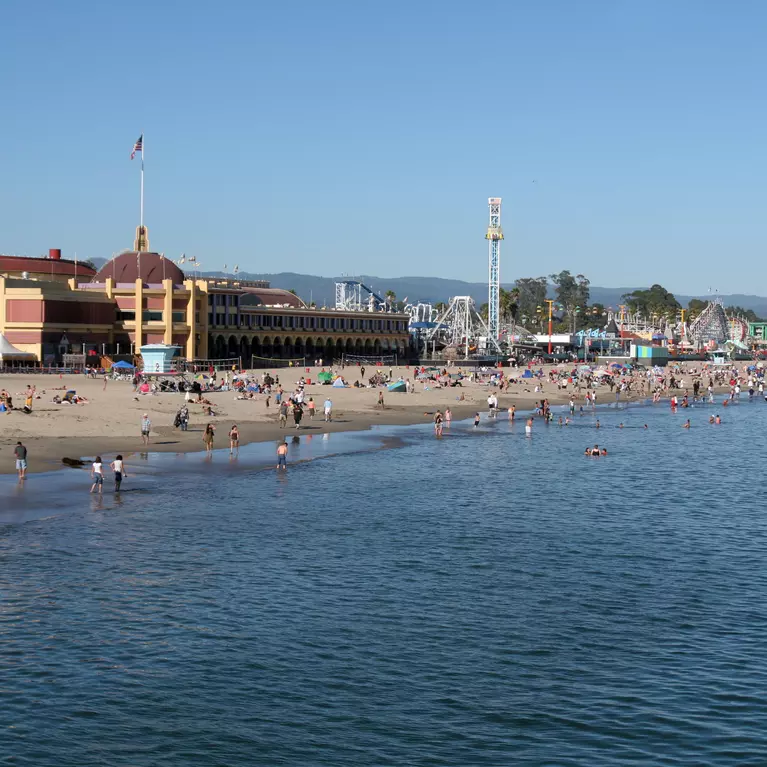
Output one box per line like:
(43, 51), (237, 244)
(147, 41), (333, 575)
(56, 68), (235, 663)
(0, 232), (409, 364)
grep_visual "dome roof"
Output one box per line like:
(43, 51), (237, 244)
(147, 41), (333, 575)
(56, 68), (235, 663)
(93, 251), (185, 284)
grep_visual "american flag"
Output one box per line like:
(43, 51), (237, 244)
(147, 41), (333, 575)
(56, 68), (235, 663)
(130, 134), (143, 160)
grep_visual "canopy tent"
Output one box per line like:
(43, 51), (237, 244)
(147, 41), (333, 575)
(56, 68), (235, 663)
(317, 371), (333, 383)
(112, 360), (135, 369)
(0, 333), (35, 362)
(387, 381), (407, 393)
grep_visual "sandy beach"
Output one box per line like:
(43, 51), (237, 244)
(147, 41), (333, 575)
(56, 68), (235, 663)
(0, 363), (726, 474)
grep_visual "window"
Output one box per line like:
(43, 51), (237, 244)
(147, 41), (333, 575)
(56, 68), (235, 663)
(172, 312), (185, 323)
(142, 311), (164, 322)
(116, 310), (135, 321)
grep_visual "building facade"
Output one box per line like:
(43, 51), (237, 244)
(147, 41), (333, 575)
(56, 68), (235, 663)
(0, 250), (410, 363)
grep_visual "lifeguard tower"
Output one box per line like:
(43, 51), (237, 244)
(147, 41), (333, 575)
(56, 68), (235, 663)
(140, 344), (181, 374)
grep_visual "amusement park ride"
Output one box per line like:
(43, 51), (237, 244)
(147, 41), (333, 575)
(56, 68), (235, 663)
(335, 200), (756, 360)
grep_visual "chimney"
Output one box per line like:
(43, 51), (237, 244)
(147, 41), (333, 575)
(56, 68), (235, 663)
(49, 248), (62, 260)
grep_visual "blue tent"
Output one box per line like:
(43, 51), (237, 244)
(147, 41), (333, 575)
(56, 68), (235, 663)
(112, 360), (135, 369)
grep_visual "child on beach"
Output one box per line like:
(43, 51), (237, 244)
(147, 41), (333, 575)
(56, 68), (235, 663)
(90, 456), (104, 494)
(307, 398), (315, 419)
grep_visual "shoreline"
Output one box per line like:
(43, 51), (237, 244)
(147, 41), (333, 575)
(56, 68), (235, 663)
(0, 365), (736, 475)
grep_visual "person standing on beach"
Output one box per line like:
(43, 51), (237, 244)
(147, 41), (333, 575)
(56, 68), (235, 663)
(279, 400), (288, 428)
(474, 412), (480, 427)
(14, 441), (27, 480)
(277, 441), (288, 470)
(90, 456), (104, 494)
(179, 405), (189, 431)
(444, 407), (452, 427)
(378, 391), (385, 409)
(141, 413), (151, 446)
(229, 424), (240, 452)
(324, 397), (333, 422)
(525, 417), (533, 437)
(110, 455), (127, 492)
(292, 400), (303, 430)
(307, 397), (316, 419)
(203, 423), (215, 452)
(434, 410), (443, 437)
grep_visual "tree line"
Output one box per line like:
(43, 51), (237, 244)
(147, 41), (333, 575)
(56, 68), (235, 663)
(381, 275), (763, 331)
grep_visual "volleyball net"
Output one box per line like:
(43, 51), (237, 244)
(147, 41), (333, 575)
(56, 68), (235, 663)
(341, 353), (398, 366)
(250, 355), (307, 369)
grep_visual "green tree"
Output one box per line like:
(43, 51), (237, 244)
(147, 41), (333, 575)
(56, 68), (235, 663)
(550, 271), (590, 332)
(500, 286), (520, 323)
(622, 284), (680, 321)
(727, 305), (761, 322)
(687, 298), (707, 321)
(514, 277), (548, 326)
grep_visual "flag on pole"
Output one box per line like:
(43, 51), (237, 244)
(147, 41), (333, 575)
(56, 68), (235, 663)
(131, 134), (143, 160)
(179, 254), (186, 264)
(223, 264), (228, 271)
(233, 265), (239, 274)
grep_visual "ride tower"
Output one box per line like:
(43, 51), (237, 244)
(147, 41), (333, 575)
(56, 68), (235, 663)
(485, 197), (503, 344)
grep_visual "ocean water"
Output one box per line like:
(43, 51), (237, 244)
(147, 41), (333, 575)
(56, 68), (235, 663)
(2, 398), (767, 766)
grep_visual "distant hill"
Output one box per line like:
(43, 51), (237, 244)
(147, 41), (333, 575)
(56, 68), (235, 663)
(197, 270), (767, 317)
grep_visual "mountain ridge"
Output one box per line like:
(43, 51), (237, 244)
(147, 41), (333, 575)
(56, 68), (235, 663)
(86, 259), (767, 316)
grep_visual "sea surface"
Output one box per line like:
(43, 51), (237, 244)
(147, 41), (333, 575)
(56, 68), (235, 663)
(2, 397), (767, 766)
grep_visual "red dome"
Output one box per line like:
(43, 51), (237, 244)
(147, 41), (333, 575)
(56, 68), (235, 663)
(93, 251), (185, 284)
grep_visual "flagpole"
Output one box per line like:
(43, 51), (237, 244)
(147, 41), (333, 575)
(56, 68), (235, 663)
(140, 132), (144, 230)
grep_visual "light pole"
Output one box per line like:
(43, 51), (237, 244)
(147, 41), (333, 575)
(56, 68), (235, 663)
(544, 299), (555, 354)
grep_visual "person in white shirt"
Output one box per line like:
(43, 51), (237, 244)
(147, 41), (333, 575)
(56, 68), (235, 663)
(90, 457), (104, 494)
(110, 455), (127, 492)
(323, 398), (333, 422)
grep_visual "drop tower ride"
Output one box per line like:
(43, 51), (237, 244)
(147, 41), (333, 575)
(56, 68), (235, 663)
(485, 197), (503, 344)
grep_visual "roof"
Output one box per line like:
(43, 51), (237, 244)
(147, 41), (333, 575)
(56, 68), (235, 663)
(93, 251), (185, 284)
(239, 287), (306, 308)
(0, 255), (96, 277)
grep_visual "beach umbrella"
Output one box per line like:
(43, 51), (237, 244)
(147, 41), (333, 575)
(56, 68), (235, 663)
(195, 373), (210, 380)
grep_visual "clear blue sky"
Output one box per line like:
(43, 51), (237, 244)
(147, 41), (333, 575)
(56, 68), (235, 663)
(2, 0), (765, 294)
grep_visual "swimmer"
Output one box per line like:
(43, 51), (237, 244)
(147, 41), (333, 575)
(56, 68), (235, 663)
(683, 419), (691, 428)
(715, 414), (721, 424)
(473, 413), (480, 428)
(618, 423), (624, 428)
(595, 420), (600, 429)
(709, 415), (715, 424)
(525, 417), (533, 436)
(590, 444), (600, 456)
(600, 448), (608, 456)
(643, 424), (648, 429)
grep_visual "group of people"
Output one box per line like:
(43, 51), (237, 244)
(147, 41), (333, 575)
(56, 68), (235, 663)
(1, 385), (36, 414)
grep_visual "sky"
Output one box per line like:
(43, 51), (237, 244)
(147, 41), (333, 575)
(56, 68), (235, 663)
(2, 0), (766, 294)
